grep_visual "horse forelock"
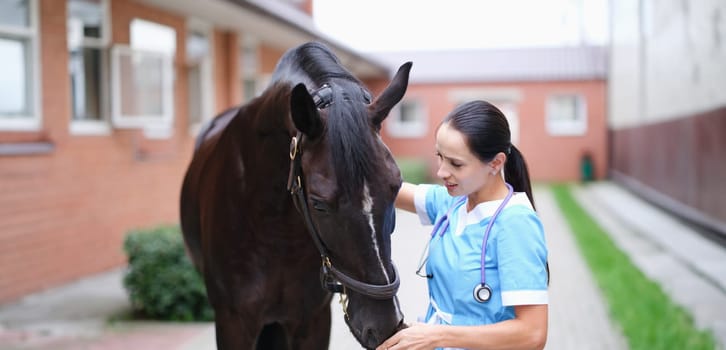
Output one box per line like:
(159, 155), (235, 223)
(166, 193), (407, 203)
(272, 42), (361, 88)
(326, 87), (381, 199)
(273, 43), (383, 200)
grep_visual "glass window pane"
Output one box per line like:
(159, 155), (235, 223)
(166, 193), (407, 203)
(242, 45), (257, 74)
(130, 19), (176, 55)
(400, 102), (417, 123)
(70, 47), (103, 120)
(119, 52), (164, 116)
(187, 64), (202, 125)
(0, 37), (29, 117)
(243, 79), (256, 102)
(550, 96), (578, 122)
(186, 31), (208, 64)
(67, 0), (103, 39)
(0, 0), (29, 28)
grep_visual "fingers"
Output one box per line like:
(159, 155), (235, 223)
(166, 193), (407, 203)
(376, 332), (401, 350)
(376, 339), (396, 350)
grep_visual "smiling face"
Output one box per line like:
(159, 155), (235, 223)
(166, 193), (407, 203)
(435, 122), (500, 206)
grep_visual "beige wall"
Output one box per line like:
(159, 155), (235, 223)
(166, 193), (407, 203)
(609, 0), (726, 128)
(608, 0), (726, 234)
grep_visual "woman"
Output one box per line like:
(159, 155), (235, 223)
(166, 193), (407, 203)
(378, 101), (549, 350)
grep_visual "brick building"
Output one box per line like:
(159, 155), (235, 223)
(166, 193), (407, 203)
(376, 47), (608, 182)
(0, 0), (391, 303)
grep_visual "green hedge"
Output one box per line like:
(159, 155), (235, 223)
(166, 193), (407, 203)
(397, 157), (430, 184)
(122, 225), (214, 321)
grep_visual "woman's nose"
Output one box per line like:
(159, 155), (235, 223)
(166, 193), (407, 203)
(436, 164), (449, 180)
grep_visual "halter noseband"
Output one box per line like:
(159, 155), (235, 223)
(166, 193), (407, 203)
(285, 85), (400, 301)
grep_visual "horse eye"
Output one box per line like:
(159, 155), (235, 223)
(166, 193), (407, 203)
(362, 90), (372, 104)
(311, 198), (330, 212)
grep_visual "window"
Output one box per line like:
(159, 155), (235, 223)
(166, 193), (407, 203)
(240, 38), (259, 102)
(496, 102), (520, 146)
(0, 0), (40, 130)
(386, 99), (427, 138)
(67, 0), (110, 135)
(186, 19), (214, 135)
(546, 94), (587, 136)
(448, 88), (522, 145)
(111, 19), (175, 138)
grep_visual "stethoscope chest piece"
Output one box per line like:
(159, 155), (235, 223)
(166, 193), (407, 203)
(473, 283), (492, 303)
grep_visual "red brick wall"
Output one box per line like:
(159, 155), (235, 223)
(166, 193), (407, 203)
(0, 0), (197, 303)
(381, 80), (608, 182)
(213, 30), (240, 113)
(259, 43), (285, 74)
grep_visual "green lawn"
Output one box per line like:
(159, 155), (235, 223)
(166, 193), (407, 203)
(551, 184), (716, 350)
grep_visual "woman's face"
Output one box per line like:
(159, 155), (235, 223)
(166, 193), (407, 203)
(435, 122), (493, 198)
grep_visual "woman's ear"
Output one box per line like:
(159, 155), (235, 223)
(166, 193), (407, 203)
(490, 152), (507, 174)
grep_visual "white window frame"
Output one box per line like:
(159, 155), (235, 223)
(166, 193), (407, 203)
(495, 102), (520, 146)
(111, 18), (176, 139)
(386, 98), (427, 138)
(546, 94), (588, 136)
(110, 45), (174, 131)
(186, 17), (215, 136)
(448, 88), (522, 146)
(240, 35), (261, 102)
(0, 0), (41, 131)
(67, 0), (112, 135)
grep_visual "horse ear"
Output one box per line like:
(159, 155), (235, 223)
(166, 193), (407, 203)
(371, 62), (412, 126)
(290, 83), (323, 139)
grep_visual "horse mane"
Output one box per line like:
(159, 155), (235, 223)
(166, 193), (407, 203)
(273, 42), (378, 199)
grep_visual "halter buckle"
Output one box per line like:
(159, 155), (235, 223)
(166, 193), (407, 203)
(338, 291), (349, 320)
(289, 136), (298, 160)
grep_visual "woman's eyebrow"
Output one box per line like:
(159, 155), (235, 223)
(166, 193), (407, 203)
(438, 151), (465, 163)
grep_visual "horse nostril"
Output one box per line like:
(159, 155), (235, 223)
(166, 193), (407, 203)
(363, 327), (379, 348)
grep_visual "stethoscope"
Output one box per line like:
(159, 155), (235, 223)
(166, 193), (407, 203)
(415, 183), (514, 303)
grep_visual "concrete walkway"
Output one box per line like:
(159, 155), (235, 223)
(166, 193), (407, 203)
(573, 181), (726, 349)
(537, 187), (627, 350)
(7, 182), (718, 349)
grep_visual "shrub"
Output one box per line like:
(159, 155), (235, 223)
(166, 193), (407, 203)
(396, 157), (430, 184)
(122, 225), (214, 321)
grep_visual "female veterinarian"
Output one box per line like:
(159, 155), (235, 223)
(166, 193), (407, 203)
(378, 101), (549, 350)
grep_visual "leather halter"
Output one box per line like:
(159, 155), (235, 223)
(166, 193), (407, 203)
(285, 85), (400, 300)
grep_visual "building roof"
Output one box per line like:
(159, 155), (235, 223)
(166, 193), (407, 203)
(373, 46), (608, 84)
(136, 0), (390, 79)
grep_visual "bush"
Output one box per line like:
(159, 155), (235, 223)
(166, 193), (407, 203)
(122, 225), (214, 321)
(396, 157), (430, 184)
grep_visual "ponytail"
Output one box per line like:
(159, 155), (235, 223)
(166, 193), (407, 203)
(504, 145), (535, 210)
(505, 145), (548, 284)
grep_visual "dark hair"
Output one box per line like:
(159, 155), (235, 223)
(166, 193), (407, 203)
(442, 100), (535, 209)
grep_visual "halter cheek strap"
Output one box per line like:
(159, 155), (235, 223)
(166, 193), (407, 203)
(286, 131), (400, 300)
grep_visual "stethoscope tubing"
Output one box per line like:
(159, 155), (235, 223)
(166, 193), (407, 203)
(424, 183), (515, 302)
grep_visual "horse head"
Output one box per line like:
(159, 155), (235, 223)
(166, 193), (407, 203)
(287, 60), (412, 349)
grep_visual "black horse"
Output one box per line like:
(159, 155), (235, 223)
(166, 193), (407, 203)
(180, 42), (412, 349)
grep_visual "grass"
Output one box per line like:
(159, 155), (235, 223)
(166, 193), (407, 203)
(550, 183), (716, 350)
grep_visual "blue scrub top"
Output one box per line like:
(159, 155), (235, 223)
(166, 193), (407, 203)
(414, 184), (549, 327)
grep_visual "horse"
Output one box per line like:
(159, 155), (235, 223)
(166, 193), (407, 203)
(180, 41), (412, 349)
